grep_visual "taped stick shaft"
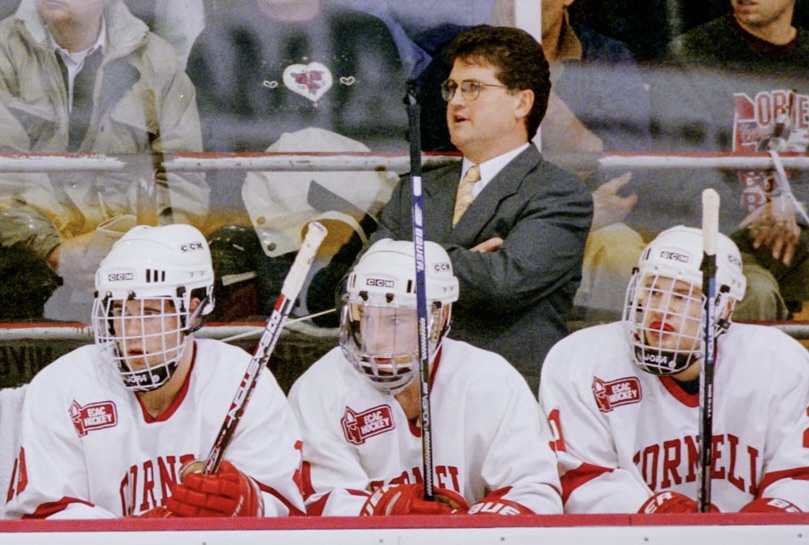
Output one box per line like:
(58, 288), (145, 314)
(698, 189), (719, 512)
(203, 222), (327, 475)
(702, 189), (719, 257)
(406, 88), (435, 502)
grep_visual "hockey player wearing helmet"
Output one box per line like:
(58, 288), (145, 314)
(288, 238), (563, 517)
(339, 238), (460, 395)
(5, 224), (305, 519)
(0, 0), (209, 322)
(540, 225), (809, 514)
(92, 224), (217, 394)
(623, 226), (746, 379)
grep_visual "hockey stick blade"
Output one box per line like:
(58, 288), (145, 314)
(698, 188), (719, 512)
(203, 221), (327, 475)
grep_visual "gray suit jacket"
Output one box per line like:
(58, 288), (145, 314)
(368, 144), (593, 390)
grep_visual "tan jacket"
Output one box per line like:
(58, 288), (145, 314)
(0, 0), (209, 258)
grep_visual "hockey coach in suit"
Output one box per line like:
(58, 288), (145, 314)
(365, 25), (593, 393)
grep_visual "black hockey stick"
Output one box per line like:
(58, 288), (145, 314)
(406, 86), (436, 502)
(698, 188), (719, 512)
(200, 221), (327, 475)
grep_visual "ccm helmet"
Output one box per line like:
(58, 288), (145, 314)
(92, 224), (215, 391)
(340, 239), (459, 394)
(623, 225), (746, 375)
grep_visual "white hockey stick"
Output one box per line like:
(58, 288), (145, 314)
(201, 221), (327, 475)
(698, 189), (719, 512)
(407, 87), (436, 501)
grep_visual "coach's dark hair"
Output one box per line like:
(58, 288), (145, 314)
(446, 25), (550, 141)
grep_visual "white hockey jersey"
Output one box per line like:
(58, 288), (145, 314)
(540, 321), (809, 513)
(4, 339), (305, 519)
(288, 338), (563, 516)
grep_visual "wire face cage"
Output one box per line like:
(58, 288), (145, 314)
(92, 296), (189, 392)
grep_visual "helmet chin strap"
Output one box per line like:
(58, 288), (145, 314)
(633, 343), (699, 376)
(633, 317), (733, 377)
(121, 358), (180, 392)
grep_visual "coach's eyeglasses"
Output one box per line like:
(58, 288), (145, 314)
(440, 79), (509, 102)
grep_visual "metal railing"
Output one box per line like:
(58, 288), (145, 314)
(0, 149), (807, 340)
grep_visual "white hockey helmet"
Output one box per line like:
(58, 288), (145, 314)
(92, 224), (215, 391)
(623, 225), (746, 375)
(340, 238), (459, 394)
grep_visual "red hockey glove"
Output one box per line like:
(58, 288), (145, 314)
(166, 460), (264, 517)
(740, 498), (802, 513)
(469, 490), (534, 515)
(360, 483), (469, 516)
(639, 491), (719, 514)
(137, 506), (174, 518)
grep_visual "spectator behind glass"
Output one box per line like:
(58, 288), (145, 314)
(539, 0), (651, 320)
(185, 0), (409, 322)
(567, 0), (809, 62)
(0, 0), (208, 321)
(365, 25), (593, 394)
(647, 0), (809, 320)
(186, 0), (407, 159)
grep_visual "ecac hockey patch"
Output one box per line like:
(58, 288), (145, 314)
(69, 400), (118, 437)
(592, 376), (642, 413)
(341, 405), (395, 445)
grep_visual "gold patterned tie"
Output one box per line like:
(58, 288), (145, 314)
(452, 165), (480, 226)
